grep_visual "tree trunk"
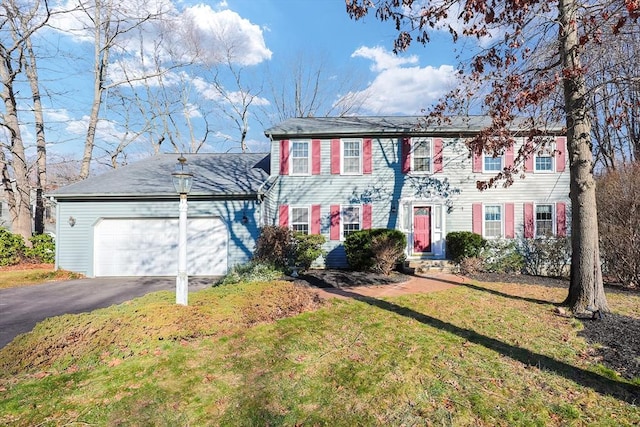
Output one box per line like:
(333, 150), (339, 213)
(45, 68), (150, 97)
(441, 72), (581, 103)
(559, 0), (609, 313)
(25, 38), (47, 235)
(0, 57), (33, 245)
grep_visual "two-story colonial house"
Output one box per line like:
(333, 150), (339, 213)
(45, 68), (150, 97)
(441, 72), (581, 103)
(50, 115), (569, 277)
(263, 116), (569, 268)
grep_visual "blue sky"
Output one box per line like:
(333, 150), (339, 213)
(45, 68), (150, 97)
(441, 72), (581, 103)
(23, 0), (477, 165)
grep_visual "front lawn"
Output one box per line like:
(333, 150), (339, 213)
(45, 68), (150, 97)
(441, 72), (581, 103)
(0, 264), (82, 289)
(0, 278), (638, 426)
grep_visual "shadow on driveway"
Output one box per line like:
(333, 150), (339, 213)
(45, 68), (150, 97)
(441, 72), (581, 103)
(0, 276), (216, 348)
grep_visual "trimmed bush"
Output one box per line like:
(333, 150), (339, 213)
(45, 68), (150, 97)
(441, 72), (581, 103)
(345, 228), (406, 273)
(480, 239), (524, 273)
(293, 233), (326, 270)
(446, 231), (486, 263)
(519, 237), (571, 278)
(25, 234), (56, 264)
(0, 228), (26, 266)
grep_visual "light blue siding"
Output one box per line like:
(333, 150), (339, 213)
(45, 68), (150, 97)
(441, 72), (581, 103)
(266, 136), (570, 268)
(56, 199), (260, 276)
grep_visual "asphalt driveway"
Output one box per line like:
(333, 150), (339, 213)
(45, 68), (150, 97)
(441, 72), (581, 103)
(0, 277), (215, 348)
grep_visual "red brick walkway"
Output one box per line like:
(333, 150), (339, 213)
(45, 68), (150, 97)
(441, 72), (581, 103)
(311, 273), (466, 300)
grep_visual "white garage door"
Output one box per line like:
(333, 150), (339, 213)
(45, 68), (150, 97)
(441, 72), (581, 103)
(94, 217), (227, 277)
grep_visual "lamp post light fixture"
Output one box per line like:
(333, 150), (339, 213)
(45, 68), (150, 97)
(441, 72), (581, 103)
(171, 155), (193, 306)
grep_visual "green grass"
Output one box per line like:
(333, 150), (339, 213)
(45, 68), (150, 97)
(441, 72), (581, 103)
(1, 278), (638, 426)
(0, 266), (82, 289)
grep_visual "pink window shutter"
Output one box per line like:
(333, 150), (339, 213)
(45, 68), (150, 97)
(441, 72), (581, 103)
(524, 140), (534, 173)
(556, 202), (567, 237)
(330, 205), (341, 240)
(362, 204), (372, 229)
(311, 205), (321, 235)
(311, 139), (321, 175)
(505, 203), (515, 238)
(472, 203), (483, 235)
(279, 205), (289, 227)
(363, 138), (373, 174)
(433, 138), (444, 173)
(523, 203), (534, 238)
(505, 144), (514, 168)
(401, 138), (411, 173)
(331, 139), (341, 174)
(556, 137), (566, 172)
(279, 140), (289, 175)
(472, 151), (483, 173)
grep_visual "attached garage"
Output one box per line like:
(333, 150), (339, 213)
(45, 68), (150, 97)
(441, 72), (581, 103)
(50, 153), (271, 278)
(93, 217), (227, 277)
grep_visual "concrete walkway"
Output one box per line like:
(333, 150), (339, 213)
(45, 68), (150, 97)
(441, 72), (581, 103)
(311, 272), (465, 300)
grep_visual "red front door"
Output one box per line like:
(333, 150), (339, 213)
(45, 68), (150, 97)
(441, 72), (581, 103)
(413, 207), (431, 253)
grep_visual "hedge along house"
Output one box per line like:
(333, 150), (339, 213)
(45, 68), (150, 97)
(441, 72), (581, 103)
(50, 153), (270, 277)
(263, 116), (570, 268)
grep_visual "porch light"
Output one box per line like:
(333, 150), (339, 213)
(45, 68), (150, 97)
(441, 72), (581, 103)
(172, 155), (193, 306)
(171, 155), (193, 195)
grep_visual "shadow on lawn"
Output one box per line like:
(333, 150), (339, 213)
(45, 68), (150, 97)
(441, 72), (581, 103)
(427, 275), (562, 306)
(336, 288), (640, 404)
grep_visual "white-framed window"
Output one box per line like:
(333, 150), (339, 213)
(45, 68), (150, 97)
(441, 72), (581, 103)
(412, 138), (432, 173)
(484, 205), (502, 238)
(291, 206), (309, 234)
(342, 139), (362, 175)
(341, 206), (361, 239)
(290, 140), (310, 175)
(483, 155), (503, 172)
(535, 204), (554, 237)
(534, 146), (554, 172)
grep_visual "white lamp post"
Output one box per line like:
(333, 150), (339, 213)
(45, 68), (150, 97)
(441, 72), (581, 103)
(171, 155), (193, 306)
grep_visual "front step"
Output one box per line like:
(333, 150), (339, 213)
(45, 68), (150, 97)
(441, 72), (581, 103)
(404, 259), (455, 275)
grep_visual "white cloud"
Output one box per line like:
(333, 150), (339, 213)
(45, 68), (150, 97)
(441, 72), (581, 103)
(352, 46), (419, 72)
(178, 5), (272, 66)
(349, 46), (458, 115)
(49, 1), (271, 67)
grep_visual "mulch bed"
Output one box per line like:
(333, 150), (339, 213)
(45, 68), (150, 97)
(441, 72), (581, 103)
(297, 269), (640, 381)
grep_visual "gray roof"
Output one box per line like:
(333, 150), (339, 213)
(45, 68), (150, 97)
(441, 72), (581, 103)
(264, 116), (564, 138)
(50, 153), (270, 200)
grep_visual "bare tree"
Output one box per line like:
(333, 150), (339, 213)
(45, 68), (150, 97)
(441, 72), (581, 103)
(0, 0), (52, 243)
(346, 0), (640, 313)
(265, 50), (369, 121)
(586, 28), (640, 169)
(65, 0), (164, 179)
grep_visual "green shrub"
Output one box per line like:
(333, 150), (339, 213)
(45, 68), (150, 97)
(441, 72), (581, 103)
(254, 226), (295, 268)
(480, 239), (524, 273)
(25, 234), (56, 264)
(217, 261), (283, 285)
(344, 230), (373, 271)
(446, 231), (486, 263)
(345, 229), (406, 272)
(519, 237), (571, 278)
(293, 233), (326, 270)
(0, 228), (26, 266)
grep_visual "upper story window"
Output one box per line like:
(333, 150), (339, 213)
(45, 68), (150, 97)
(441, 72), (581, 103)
(484, 155), (503, 172)
(534, 145), (554, 172)
(484, 205), (502, 238)
(291, 206), (309, 234)
(412, 138), (432, 173)
(342, 139), (362, 174)
(291, 141), (310, 175)
(535, 204), (554, 237)
(342, 206), (361, 239)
